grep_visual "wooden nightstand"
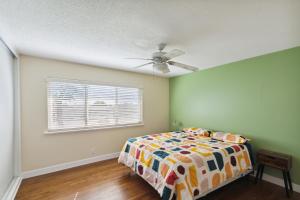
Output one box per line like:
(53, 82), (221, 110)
(255, 149), (293, 197)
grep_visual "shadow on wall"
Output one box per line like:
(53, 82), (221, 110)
(172, 120), (183, 131)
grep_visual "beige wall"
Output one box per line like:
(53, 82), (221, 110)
(20, 55), (169, 171)
(0, 40), (15, 198)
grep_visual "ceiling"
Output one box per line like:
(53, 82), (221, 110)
(1, 0), (300, 77)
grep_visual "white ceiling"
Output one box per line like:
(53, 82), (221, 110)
(1, 0), (300, 77)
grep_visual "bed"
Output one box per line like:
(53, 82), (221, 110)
(118, 129), (254, 200)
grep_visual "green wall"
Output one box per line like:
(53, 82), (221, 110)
(170, 46), (300, 184)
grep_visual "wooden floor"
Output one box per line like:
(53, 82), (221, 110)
(16, 159), (300, 200)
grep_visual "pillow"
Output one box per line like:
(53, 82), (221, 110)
(182, 127), (210, 137)
(211, 131), (247, 144)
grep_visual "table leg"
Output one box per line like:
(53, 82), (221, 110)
(259, 165), (264, 181)
(255, 164), (261, 184)
(283, 171), (290, 198)
(287, 171), (293, 193)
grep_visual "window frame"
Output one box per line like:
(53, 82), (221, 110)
(45, 78), (144, 134)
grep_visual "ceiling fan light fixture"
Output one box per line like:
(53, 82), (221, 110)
(153, 63), (169, 73)
(161, 67), (170, 74)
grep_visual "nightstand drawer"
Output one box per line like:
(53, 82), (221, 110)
(256, 149), (292, 170)
(257, 154), (288, 169)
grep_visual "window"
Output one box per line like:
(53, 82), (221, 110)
(47, 80), (143, 132)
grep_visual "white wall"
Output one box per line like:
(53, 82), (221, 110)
(0, 41), (15, 198)
(20, 55), (169, 171)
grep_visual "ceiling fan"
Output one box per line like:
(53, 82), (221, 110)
(127, 43), (198, 74)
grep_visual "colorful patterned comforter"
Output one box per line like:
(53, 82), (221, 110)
(118, 131), (253, 200)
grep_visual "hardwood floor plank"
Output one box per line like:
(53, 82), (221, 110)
(16, 159), (300, 200)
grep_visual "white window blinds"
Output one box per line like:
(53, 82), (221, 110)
(47, 81), (143, 132)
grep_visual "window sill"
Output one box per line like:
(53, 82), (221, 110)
(44, 123), (144, 134)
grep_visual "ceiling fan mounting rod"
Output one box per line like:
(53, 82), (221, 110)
(158, 43), (167, 51)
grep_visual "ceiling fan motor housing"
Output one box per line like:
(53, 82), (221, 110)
(152, 51), (168, 63)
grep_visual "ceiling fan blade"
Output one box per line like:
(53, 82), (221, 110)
(134, 62), (154, 69)
(164, 49), (185, 60)
(125, 58), (153, 60)
(168, 61), (198, 72)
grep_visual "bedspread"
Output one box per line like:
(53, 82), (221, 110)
(118, 131), (253, 200)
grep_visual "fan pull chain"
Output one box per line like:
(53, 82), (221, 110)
(152, 65), (155, 79)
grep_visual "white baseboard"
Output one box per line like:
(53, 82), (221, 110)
(22, 152), (120, 179)
(253, 171), (300, 193)
(1, 176), (22, 200)
(19, 154), (300, 194)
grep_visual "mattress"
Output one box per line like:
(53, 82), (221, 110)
(118, 131), (253, 200)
